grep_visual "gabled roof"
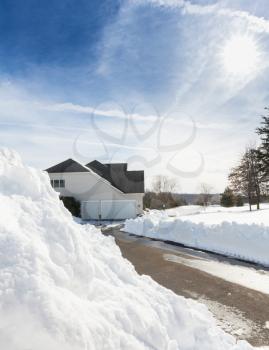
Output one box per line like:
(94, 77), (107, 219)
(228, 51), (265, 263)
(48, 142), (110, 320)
(46, 158), (144, 194)
(86, 160), (144, 194)
(45, 159), (90, 173)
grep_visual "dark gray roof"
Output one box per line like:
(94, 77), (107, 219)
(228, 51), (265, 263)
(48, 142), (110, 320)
(45, 159), (89, 173)
(45, 158), (144, 193)
(86, 160), (144, 193)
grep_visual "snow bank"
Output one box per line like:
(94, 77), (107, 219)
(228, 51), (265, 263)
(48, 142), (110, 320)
(124, 206), (269, 267)
(0, 148), (252, 350)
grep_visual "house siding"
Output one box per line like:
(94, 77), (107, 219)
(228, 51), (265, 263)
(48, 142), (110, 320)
(124, 193), (144, 214)
(49, 172), (144, 215)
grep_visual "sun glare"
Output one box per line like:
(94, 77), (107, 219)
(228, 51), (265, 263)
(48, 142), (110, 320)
(222, 35), (259, 76)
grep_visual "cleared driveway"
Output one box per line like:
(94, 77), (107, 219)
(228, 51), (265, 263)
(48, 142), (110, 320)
(102, 225), (269, 347)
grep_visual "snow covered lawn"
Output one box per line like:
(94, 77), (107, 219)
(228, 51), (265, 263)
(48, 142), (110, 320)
(124, 204), (269, 267)
(0, 148), (254, 349)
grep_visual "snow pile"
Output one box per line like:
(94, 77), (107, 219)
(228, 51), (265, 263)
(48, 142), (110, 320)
(124, 206), (269, 266)
(0, 149), (253, 350)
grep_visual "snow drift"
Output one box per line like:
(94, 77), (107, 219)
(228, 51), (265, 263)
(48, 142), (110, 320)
(124, 207), (269, 267)
(0, 149), (252, 350)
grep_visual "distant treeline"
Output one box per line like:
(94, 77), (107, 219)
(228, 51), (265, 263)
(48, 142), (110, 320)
(143, 191), (221, 210)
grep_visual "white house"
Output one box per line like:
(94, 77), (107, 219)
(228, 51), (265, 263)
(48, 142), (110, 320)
(46, 159), (144, 220)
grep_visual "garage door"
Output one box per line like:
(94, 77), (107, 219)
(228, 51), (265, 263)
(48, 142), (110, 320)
(81, 200), (137, 220)
(101, 200), (136, 220)
(81, 201), (100, 220)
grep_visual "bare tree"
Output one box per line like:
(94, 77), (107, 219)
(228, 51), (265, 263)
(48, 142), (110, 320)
(151, 175), (177, 193)
(197, 182), (213, 208)
(151, 175), (162, 193)
(149, 175), (179, 209)
(229, 147), (262, 211)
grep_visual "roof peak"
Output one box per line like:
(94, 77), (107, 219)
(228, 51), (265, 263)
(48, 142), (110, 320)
(86, 160), (144, 193)
(46, 158), (90, 173)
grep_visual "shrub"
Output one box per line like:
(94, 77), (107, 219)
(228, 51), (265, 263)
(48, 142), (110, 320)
(220, 187), (235, 207)
(143, 191), (186, 210)
(235, 195), (244, 207)
(60, 196), (81, 217)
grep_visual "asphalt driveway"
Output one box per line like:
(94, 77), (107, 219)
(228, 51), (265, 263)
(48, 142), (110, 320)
(102, 225), (269, 347)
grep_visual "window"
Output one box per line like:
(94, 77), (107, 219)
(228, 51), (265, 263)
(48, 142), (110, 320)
(50, 179), (65, 188)
(54, 180), (60, 188)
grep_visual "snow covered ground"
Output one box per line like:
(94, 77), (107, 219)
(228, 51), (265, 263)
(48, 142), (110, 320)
(0, 148), (254, 350)
(124, 204), (269, 267)
(166, 204), (269, 225)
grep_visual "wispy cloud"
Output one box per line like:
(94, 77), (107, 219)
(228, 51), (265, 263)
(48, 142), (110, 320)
(133, 0), (269, 34)
(42, 101), (232, 130)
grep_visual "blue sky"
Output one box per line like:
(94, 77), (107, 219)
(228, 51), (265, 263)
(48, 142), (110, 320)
(1, 0), (269, 191)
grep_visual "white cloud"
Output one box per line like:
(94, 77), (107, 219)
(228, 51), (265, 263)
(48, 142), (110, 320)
(217, 8), (269, 34)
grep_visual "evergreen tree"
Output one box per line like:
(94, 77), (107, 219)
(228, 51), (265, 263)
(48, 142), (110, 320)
(256, 112), (269, 180)
(220, 187), (235, 207)
(235, 194), (244, 207)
